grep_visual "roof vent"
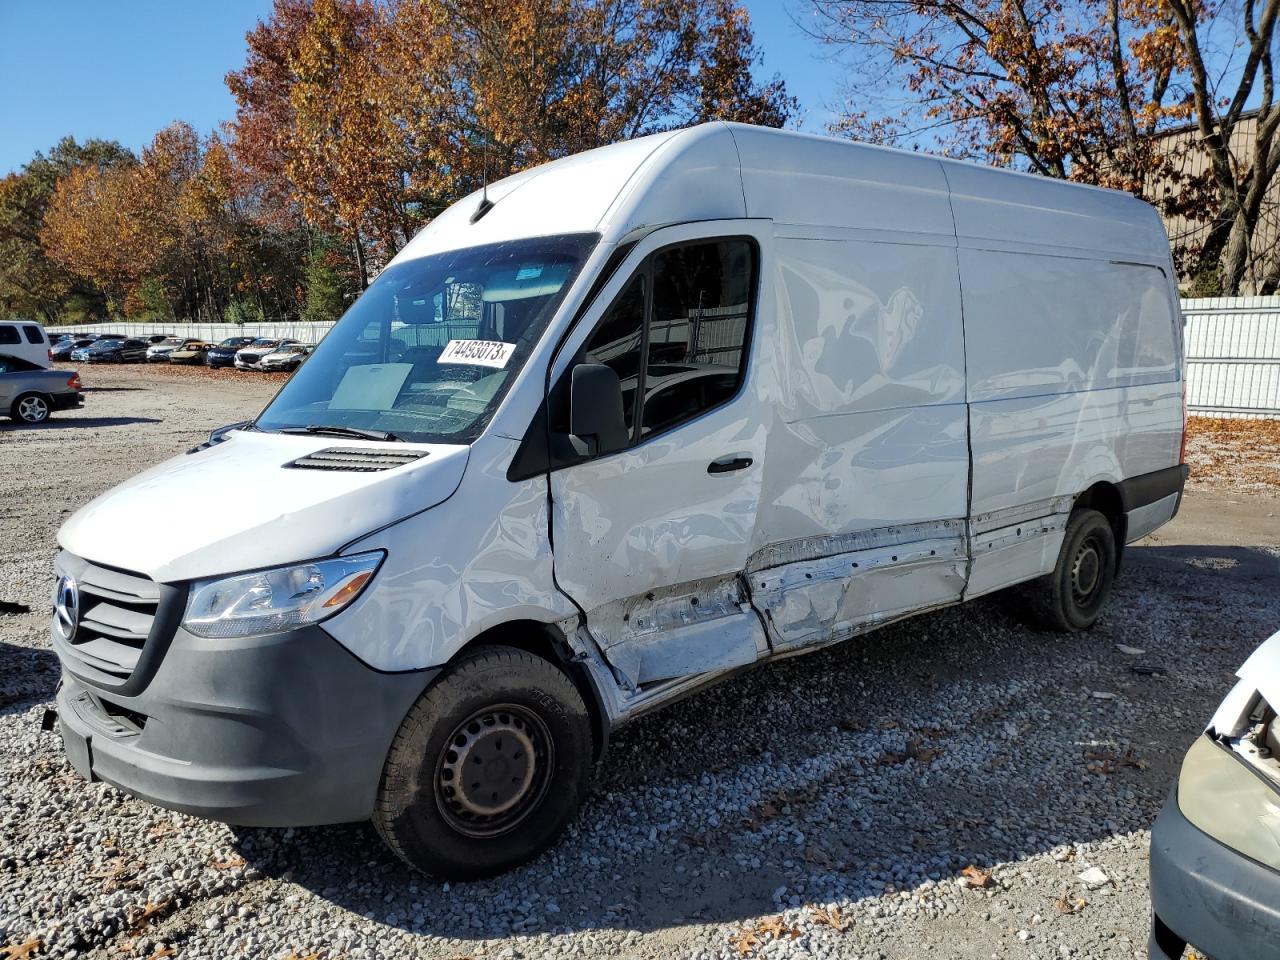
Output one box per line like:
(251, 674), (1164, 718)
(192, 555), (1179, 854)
(287, 447), (428, 472)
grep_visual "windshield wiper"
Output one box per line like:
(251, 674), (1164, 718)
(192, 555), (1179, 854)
(278, 424), (404, 442)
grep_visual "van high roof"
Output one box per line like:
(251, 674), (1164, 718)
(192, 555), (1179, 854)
(398, 121), (1171, 268)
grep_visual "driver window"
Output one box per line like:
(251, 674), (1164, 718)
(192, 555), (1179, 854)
(642, 239), (753, 436)
(569, 236), (755, 451)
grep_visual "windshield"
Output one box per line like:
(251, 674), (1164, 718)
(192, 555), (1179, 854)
(256, 233), (597, 444)
(89, 339), (123, 351)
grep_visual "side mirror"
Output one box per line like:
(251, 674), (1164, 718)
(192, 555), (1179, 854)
(569, 363), (629, 456)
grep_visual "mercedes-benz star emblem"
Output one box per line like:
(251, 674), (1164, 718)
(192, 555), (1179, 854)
(54, 575), (79, 643)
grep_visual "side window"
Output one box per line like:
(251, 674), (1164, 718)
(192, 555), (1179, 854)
(642, 239), (754, 437)
(22, 325), (43, 344)
(0, 326), (19, 345)
(564, 236), (755, 453)
(581, 274), (646, 434)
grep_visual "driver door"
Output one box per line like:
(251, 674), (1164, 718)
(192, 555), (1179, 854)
(547, 222), (772, 689)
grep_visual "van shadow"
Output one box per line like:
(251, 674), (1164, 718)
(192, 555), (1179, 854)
(228, 541), (1279, 942)
(0, 416), (161, 431)
(0, 638), (59, 717)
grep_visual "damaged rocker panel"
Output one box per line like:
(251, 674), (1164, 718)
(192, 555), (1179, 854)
(565, 508), (1075, 723)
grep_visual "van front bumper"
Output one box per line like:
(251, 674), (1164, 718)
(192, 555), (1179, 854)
(1149, 785), (1280, 960)
(55, 624), (437, 827)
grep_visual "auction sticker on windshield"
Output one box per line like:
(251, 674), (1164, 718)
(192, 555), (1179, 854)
(438, 340), (517, 368)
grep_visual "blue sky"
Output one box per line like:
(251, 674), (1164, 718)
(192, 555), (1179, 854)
(0, 0), (846, 176)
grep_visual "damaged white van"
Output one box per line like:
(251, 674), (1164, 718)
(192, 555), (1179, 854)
(51, 122), (1187, 878)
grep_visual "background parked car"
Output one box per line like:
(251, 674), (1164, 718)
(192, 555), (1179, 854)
(206, 336), (258, 368)
(146, 336), (188, 362)
(70, 339), (115, 362)
(83, 338), (147, 363)
(0, 320), (51, 368)
(257, 343), (313, 372)
(142, 334), (172, 344)
(50, 338), (98, 361)
(234, 337), (297, 370)
(0, 355), (82, 424)
(167, 340), (212, 365)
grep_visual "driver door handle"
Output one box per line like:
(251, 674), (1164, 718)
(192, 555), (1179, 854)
(707, 456), (753, 474)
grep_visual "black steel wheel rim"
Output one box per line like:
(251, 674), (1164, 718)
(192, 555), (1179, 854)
(434, 703), (554, 839)
(1071, 533), (1103, 604)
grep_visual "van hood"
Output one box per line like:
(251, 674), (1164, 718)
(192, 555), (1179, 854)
(58, 430), (470, 583)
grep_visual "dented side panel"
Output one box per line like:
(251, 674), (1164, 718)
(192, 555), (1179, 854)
(743, 230), (972, 651)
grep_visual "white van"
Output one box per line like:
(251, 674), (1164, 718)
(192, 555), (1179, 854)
(0, 320), (51, 368)
(51, 123), (1187, 879)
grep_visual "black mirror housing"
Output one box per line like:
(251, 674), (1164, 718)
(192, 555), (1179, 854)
(569, 363), (628, 456)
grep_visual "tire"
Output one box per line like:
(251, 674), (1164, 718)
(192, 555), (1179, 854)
(373, 645), (593, 879)
(1025, 507), (1117, 632)
(11, 392), (51, 424)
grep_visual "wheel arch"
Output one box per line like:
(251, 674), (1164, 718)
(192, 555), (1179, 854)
(447, 619), (611, 762)
(1073, 480), (1126, 572)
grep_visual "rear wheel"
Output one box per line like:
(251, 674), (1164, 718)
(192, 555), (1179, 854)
(1025, 507), (1117, 632)
(11, 393), (51, 424)
(373, 645), (593, 879)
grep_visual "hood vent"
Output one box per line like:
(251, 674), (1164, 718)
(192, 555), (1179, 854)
(287, 447), (428, 472)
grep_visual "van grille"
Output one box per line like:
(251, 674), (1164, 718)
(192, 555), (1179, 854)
(64, 562), (160, 681)
(287, 447), (428, 472)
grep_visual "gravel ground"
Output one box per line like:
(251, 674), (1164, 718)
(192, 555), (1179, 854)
(2, 365), (1279, 960)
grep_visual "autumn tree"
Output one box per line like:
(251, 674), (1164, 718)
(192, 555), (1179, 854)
(0, 138), (133, 322)
(809, 0), (1280, 294)
(227, 0), (796, 281)
(40, 123), (312, 321)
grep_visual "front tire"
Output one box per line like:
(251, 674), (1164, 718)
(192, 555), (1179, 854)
(1026, 507), (1117, 632)
(373, 645), (593, 879)
(11, 392), (51, 424)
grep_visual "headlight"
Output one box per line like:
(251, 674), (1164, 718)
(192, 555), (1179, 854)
(183, 551), (384, 639)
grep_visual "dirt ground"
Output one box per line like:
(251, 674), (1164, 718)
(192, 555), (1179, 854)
(0, 364), (1278, 960)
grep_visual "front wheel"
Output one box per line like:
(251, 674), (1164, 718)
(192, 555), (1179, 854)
(373, 645), (593, 879)
(11, 392), (51, 424)
(1025, 507), (1117, 632)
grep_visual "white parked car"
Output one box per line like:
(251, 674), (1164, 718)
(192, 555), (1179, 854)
(146, 337), (187, 362)
(234, 338), (298, 370)
(0, 320), (52, 368)
(258, 343), (313, 372)
(50, 122), (1186, 880)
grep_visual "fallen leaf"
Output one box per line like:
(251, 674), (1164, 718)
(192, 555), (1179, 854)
(960, 864), (993, 889)
(211, 855), (246, 870)
(281, 954), (321, 960)
(727, 929), (761, 957)
(125, 899), (171, 931)
(1, 938), (42, 960)
(728, 915), (800, 956)
(1054, 892), (1088, 915)
(808, 904), (851, 932)
(152, 948), (177, 959)
(755, 915), (799, 940)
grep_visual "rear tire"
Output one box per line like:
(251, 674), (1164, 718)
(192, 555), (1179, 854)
(11, 392), (51, 424)
(1025, 508), (1116, 632)
(373, 645), (593, 879)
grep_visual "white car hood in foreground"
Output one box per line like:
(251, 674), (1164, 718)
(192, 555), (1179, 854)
(58, 430), (469, 583)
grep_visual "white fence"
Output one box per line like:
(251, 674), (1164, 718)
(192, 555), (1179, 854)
(66, 321), (338, 344)
(1183, 296), (1280, 419)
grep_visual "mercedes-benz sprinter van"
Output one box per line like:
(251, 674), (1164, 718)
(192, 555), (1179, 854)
(51, 122), (1187, 879)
